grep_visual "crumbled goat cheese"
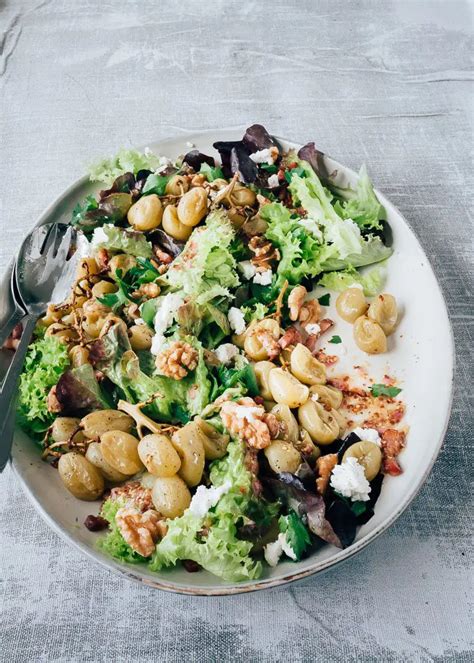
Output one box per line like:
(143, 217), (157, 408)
(305, 323), (321, 336)
(351, 427), (381, 446)
(155, 156), (172, 174)
(134, 318), (146, 326)
(330, 457), (371, 502)
(267, 174), (280, 188)
(151, 293), (184, 355)
(215, 343), (240, 365)
(228, 307), (246, 335)
(188, 481), (232, 519)
(185, 141), (195, 148)
(253, 269), (273, 286)
(263, 532), (297, 567)
(238, 260), (256, 280)
(90, 224), (114, 249)
(249, 148), (277, 165)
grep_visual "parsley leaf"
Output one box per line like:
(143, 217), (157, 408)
(260, 163), (278, 174)
(351, 501), (367, 517)
(98, 269), (136, 311)
(318, 293), (331, 306)
(279, 511), (311, 561)
(370, 384), (402, 398)
(284, 166), (306, 183)
(329, 335), (342, 344)
(142, 173), (169, 196)
(200, 162), (224, 182)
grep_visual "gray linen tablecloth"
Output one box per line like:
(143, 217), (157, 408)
(0, 1), (472, 661)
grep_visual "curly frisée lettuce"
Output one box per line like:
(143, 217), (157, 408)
(261, 203), (328, 286)
(288, 162), (392, 271)
(18, 336), (70, 437)
(165, 210), (239, 306)
(89, 148), (164, 184)
(150, 440), (262, 581)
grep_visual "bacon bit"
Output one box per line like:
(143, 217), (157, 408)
(381, 429), (406, 457)
(316, 454), (338, 494)
(316, 350), (339, 366)
(304, 334), (320, 355)
(278, 326), (302, 350)
(319, 318), (334, 335)
(383, 456), (403, 476)
(381, 429), (406, 476)
(254, 395), (265, 406)
(153, 246), (173, 264)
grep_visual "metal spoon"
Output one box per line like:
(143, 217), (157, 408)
(0, 222), (78, 471)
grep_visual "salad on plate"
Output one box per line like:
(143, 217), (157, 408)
(16, 125), (407, 582)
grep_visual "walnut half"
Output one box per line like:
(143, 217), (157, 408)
(155, 341), (198, 380)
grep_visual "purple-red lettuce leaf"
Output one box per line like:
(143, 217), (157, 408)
(265, 474), (342, 548)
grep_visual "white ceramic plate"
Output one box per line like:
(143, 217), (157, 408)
(7, 130), (454, 595)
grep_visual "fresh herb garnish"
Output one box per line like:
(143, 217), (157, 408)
(279, 511), (311, 561)
(318, 293), (331, 306)
(200, 162), (224, 182)
(329, 335), (342, 344)
(260, 163), (278, 174)
(142, 173), (169, 196)
(370, 384), (402, 398)
(284, 166), (306, 183)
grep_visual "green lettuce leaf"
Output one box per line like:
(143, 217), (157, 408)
(150, 440), (262, 582)
(93, 323), (211, 422)
(289, 164), (392, 270)
(165, 210), (240, 305)
(175, 301), (230, 349)
(318, 264), (385, 296)
(211, 362), (259, 401)
(261, 202), (328, 286)
(89, 148), (164, 184)
(17, 336), (70, 437)
(91, 225), (153, 258)
(333, 165), (386, 231)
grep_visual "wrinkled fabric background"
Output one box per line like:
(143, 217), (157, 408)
(0, 1), (472, 661)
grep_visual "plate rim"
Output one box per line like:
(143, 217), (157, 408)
(8, 129), (455, 595)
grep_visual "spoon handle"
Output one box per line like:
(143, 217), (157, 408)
(0, 314), (38, 472)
